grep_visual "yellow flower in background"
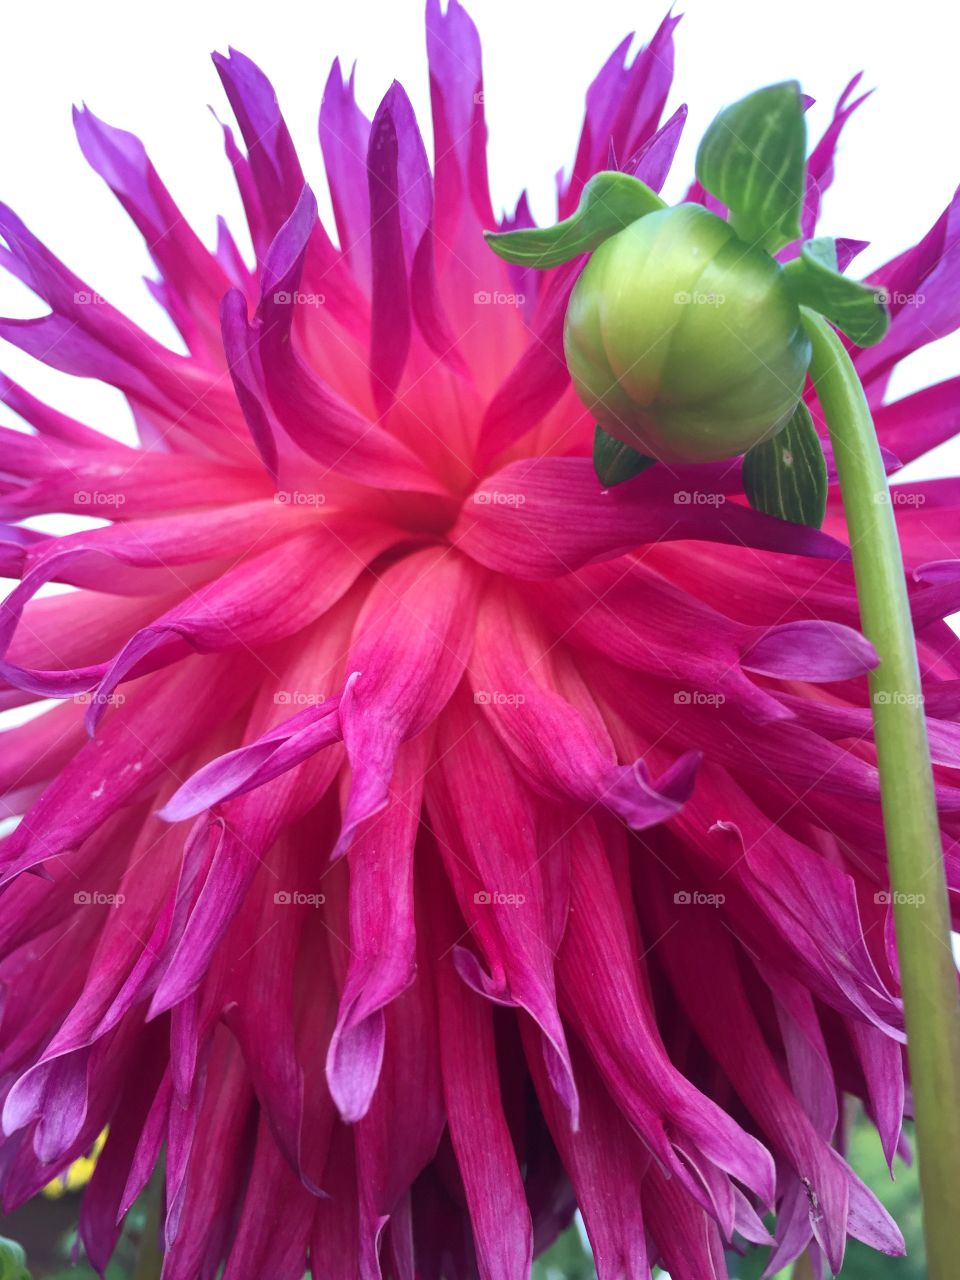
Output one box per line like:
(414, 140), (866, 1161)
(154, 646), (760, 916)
(41, 1131), (106, 1199)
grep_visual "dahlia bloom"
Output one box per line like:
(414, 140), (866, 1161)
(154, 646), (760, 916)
(1, 5), (960, 1277)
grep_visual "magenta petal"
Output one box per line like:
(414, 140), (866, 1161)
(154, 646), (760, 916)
(456, 458), (851, 578)
(428, 692), (580, 1127)
(222, 1119), (314, 1280)
(558, 819), (776, 1225)
(471, 587), (700, 828)
(623, 103), (686, 191)
(326, 736), (426, 1121)
(602, 752), (701, 827)
(476, 263), (580, 468)
(437, 922), (533, 1280)
(522, 1021), (649, 1280)
(158, 703), (341, 822)
(220, 289), (279, 478)
(320, 59), (373, 291)
(74, 105), (230, 362)
(250, 189), (446, 494)
(212, 48), (306, 239)
(332, 547), (480, 856)
(741, 619), (879, 682)
(367, 83), (428, 413)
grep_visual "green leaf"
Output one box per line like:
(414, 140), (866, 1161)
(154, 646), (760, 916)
(695, 82), (806, 252)
(742, 401), (827, 528)
(484, 171), (665, 268)
(0, 1237), (31, 1280)
(593, 425), (657, 487)
(785, 238), (890, 346)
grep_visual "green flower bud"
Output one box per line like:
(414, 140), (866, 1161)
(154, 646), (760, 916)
(563, 203), (812, 465)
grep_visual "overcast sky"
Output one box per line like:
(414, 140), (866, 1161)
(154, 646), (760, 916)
(0, 0), (957, 474)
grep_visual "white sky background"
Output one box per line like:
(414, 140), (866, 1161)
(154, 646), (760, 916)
(0, 0), (957, 469)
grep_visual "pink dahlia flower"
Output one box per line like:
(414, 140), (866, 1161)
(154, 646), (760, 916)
(1, 6), (959, 1277)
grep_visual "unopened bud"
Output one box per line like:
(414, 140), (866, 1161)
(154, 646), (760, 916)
(563, 203), (811, 465)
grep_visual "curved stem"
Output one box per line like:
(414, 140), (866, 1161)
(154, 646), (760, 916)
(802, 309), (960, 1276)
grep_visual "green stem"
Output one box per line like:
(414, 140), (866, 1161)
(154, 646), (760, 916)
(802, 309), (960, 1275)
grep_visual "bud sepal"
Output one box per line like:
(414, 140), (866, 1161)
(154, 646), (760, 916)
(484, 170), (664, 268)
(695, 80), (806, 252)
(592, 425), (656, 487)
(784, 238), (890, 346)
(742, 400), (828, 528)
